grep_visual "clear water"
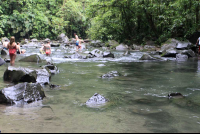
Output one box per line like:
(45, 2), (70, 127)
(0, 45), (200, 133)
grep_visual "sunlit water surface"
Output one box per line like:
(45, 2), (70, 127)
(0, 46), (200, 133)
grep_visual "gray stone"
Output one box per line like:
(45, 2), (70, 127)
(0, 83), (45, 104)
(86, 93), (108, 107)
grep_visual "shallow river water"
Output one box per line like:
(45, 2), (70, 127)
(0, 45), (200, 133)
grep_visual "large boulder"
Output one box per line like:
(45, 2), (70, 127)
(0, 83), (45, 104)
(19, 54), (42, 63)
(1, 37), (9, 43)
(3, 66), (51, 84)
(116, 44), (128, 51)
(108, 40), (119, 49)
(159, 38), (179, 54)
(176, 40), (192, 50)
(57, 33), (69, 43)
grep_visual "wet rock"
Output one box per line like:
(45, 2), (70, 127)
(143, 45), (157, 51)
(51, 43), (60, 47)
(49, 84), (60, 88)
(176, 54), (188, 61)
(116, 44), (128, 51)
(90, 40), (104, 47)
(168, 93), (184, 99)
(1, 49), (9, 55)
(31, 38), (38, 43)
(101, 71), (120, 78)
(103, 51), (115, 58)
(0, 57), (5, 66)
(1, 37), (9, 43)
(139, 54), (156, 60)
(43, 62), (59, 74)
(57, 33), (69, 43)
(19, 54), (42, 63)
(3, 66), (51, 84)
(0, 82), (45, 104)
(108, 40), (119, 48)
(159, 38), (179, 54)
(4, 58), (10, 63)
(132, 44), (142, 50)
(123, 51), (131, 56)
(86, 93), (109, 107)
(180, 49), (195, 57)
(89, 49), (103, 58)
(176, 41), (192, 50)
(161, 48), (178, 57)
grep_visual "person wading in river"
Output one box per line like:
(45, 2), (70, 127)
(77, 37), (85, 51)
(74, 33), (80, 51)
(43, 41), (51, 56)
(7, 36), (18, 66)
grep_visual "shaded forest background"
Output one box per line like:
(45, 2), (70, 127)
(0, 0), (199, 45)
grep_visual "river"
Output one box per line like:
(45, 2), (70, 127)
(0, 44), (200, 133)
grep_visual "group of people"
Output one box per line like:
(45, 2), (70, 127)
(2, 33), (85, 66)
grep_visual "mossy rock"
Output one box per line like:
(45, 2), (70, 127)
(19, 54), (42, 63)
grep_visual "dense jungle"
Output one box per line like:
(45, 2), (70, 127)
(0, 0), (200, 133)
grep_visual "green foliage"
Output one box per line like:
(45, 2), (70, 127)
(86, 0), (200, 44)
(0, 0), (199, 44)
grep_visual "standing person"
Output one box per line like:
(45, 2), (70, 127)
(77, 37), (85, 51)
(44, 41), (51, 56)
(196, 37), (200, 55)
(74, 33), (80, 51)
(7, 36), (17, 66)
(2, 39), (9, 50)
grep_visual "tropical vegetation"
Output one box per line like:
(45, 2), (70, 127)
(0, 0), (199, 45)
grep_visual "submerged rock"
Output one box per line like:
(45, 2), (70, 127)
(168, 93), (184, 99)
(86, 93), (108, 108)
(0, 82), (45, 104)
(101, 71), (120, 78)
(43, 62), (59, 74)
